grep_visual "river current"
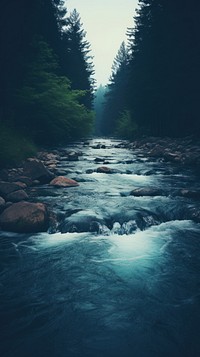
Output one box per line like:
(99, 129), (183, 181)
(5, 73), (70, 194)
(0, 138), (200, 357)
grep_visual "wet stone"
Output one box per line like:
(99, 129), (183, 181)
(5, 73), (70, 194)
(23, 158), (54, 184)
(0, 182), (23, 198)
(0, 201), (49, 233)
(130, 187), (163, 197)
(6, 190), (29, 203)
(13, 176), (32, 186)
(50, 176), (79, 187)
(96, 166), (120, 174)
(86, 169), (94, 174)
(59, 210), (104, 233)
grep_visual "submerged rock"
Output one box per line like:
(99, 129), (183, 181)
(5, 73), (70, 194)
(0, 202), (49, 233)
(50, 176), (79, 187)
(86, 169), (94, 174)
(59, 210), (104, 233)
(130, 187), (163, 197)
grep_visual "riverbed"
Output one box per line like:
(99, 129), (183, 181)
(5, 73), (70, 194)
(0, 138), (200, 357)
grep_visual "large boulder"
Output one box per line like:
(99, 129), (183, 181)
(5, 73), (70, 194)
(0, 202), (49, 233)
(23, 158), (54, 184)
(6, 190), (29, 203)
(50, 176), (79, 187)
(0, 181), (23, 198)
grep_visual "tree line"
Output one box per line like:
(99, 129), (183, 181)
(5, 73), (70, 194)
(0, 0), (95, 166)
(100, 0), (200, 138)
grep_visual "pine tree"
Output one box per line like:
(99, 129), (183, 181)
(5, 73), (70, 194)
(61, 9), (95, 109)
(127, 0), (200, 137)
(0, 0), (64, 123)
(102, 42), (129, 135)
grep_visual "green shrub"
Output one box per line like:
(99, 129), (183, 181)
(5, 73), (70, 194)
(115, 110), (138, 139)
(15, 41), (94, 145)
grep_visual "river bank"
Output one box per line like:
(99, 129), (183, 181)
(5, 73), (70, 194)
(0, 136), (200, 234)
(129, 135), (200, 167)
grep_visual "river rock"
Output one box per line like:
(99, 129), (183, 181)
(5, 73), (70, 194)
(59, 210), (104, 233)
(92, 144), (101, 149)
(23, 158), (54, 184)
(67, 151), (79, 161)
(130, 187), (163, 197)
(0, 181), (23, 198)
(6, 190), (29, 203)
(50, 176), (79, 187)
(0, 202), (49, 233)
(86, 169), (94, 174)
(97, 166), (114, 174)
(13, 176), (32, 186)
(94, 157), (104, 163)
(13, 181), (27, 189)
(44, 153), (58, 161)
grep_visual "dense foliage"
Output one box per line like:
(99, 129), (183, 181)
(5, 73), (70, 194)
(0, 0), (94, 166)
(103, 0), (200, 138)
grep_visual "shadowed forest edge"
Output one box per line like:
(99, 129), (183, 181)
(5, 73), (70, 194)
(1, 0), (200, 167)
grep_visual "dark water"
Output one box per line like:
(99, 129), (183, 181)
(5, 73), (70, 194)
(0, 138), (200, 357)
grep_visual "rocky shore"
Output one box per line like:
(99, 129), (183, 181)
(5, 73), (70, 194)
(128, 136), (200, 167)
(0, 136), (200, 233)
(0, 152), (80, 233)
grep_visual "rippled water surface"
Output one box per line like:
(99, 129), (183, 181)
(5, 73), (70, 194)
(0, 139), (200, 357)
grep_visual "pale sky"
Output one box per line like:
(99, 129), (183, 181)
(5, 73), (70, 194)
(65, 0), (138, 86)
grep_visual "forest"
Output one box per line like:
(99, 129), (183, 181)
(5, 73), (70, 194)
(0, 0), (94, 166)
(97, 0), (200, 139)
(1, 0), (200, 167)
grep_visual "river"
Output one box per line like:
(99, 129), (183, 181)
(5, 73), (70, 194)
(0, 138), (200, 357)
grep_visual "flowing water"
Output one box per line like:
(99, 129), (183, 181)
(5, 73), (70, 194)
(0, 138), (200, 357)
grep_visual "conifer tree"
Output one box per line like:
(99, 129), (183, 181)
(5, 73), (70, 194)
(102, 42), (129, 135)
(127, 0), (200, 136)
(0, 0), (95, 165)
(61, 9), (95, 109)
